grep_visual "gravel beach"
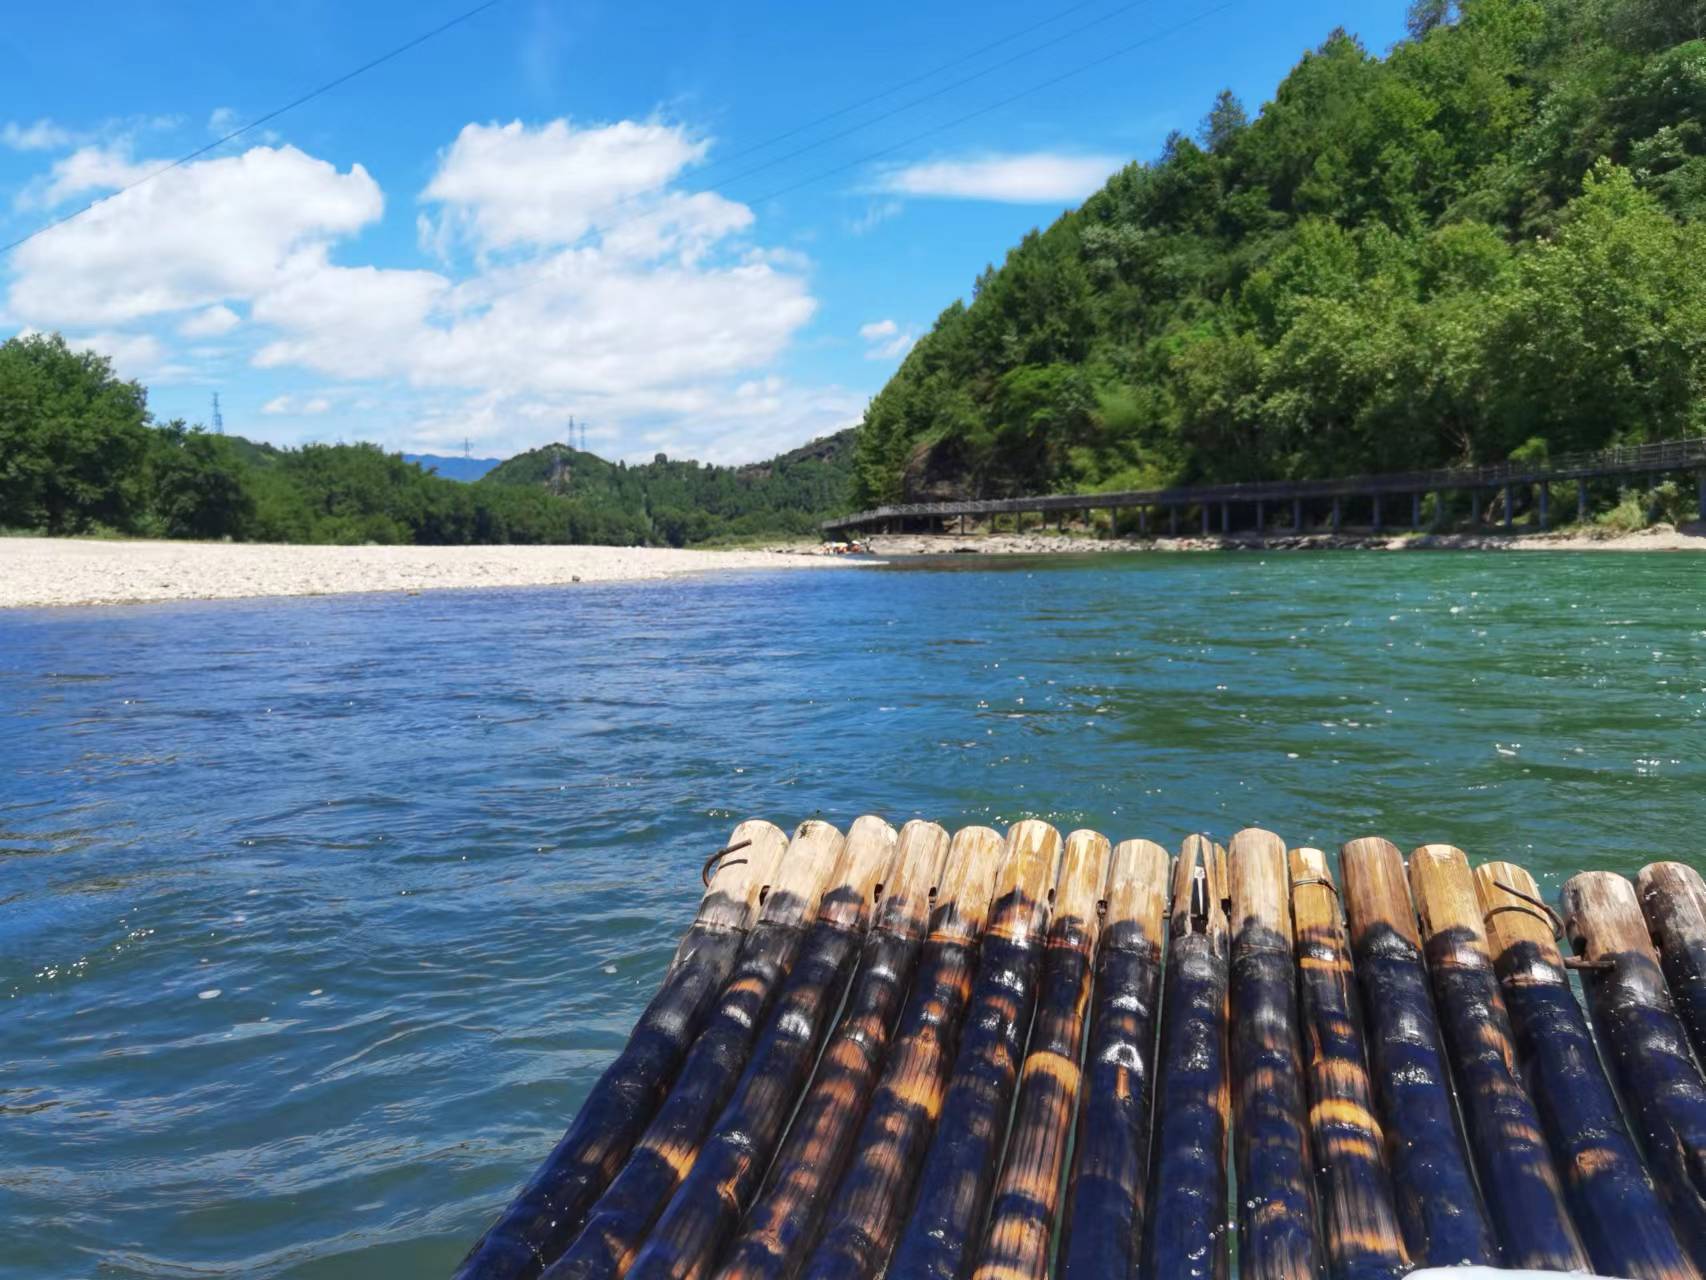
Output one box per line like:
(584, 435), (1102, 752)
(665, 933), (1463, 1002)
(0, 538), (867, 608)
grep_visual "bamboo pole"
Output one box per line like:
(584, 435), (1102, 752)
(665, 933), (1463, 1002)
(1057, 839), (1168, 1280)
(799, 825), (1006, 1280)
(1410, 844), (1588, 1272)
(1228, 828), (1321, 1280)
(712, 821), (953, 1280)
(1476, 862), (1698, 1280)
(1340, 837), (1495, 1269)
(1563, 871), (1706, 1274)
(971, 829), (1113, 1280)
(1290, 846), (1408, 1280)
(456, 820), (791, 1280)
(623, 818), (900, 1280)
(1142, 835), (1232, 1280)
(1638, 861), (1706, 1069)
(541, 821), (847, 1280)
(887, 820), (1063, 1280)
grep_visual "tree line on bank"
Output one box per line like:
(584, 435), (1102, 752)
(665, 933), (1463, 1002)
(852, 0), (1706, 507)
(0, 332), (854, 546)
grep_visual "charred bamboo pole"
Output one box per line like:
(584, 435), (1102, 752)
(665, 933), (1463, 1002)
(887, 820), (1063, 1280)
(1228, 828), (1321, 1280)
(456, 821), (791, 1280)
(623, 817), (901, 1280)
(713, 821), (953, 1280)
(1289, 846), (1408, 1280)
(1638, 861), (1706, 1069)
(540, 821), (847, 1280)
(1475, 862), (1698, 1280)
(1339, 837), (1496, 1268)
(1057, 839), (1169, 1280)
(1142, 835), (1232, 1280)
(798, 825), (1007, 1280)
(1410, 844), (1589, 1272)
(1563, 871), (1706, 1274)
(971, 829), (1113, 1280)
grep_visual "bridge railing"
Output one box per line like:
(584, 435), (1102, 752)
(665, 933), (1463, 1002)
(823, 436), (1706, 532)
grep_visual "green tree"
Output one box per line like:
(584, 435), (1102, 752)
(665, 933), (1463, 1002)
(0, 333), (151, 532)
(148, 423), (257, 539)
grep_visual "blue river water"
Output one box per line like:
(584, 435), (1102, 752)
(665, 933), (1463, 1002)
(3, 551), (1703, 1277)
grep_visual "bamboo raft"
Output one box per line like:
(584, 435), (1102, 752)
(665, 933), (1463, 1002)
(454, 820), (1706, 1280)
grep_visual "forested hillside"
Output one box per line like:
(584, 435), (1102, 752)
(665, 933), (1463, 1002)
(0, 332), (850, 546)
(481, 429), (854, 544)
(853, 0), (1706, 506)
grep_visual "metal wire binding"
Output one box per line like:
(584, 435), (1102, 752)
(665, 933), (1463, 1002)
(1487, 876), (1566, 940)
(701, 838), (754, 887)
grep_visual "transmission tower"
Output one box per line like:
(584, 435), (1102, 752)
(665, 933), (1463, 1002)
(211, 392), (224, 434)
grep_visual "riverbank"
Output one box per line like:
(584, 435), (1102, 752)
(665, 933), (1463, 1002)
(837, 523), (1706, 557)
(0, 537), (868, 608)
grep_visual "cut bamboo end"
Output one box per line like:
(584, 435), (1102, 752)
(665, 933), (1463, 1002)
(931, 825), (1006, 942)
(761, 820), (846, 927)
(1341, 836), (1420, 951)
(988, 820), (1064, 942)
(1638, 861), (1706, 949)
(815, 815), (899, 931)
(1228, 827), (1291, 945)
(1287, 846), (1338, 938)
(1105, 838), (1168, 940)
(1474, 862), (1564, 976)
(1056, 830), (1113, 933)
(1171, 833), (1228, 936)
(1410, 844), (1493, 966)
(877, 820), (953, 938)
(698, 820), (790, 931)
(1562, 871), (1660, 964)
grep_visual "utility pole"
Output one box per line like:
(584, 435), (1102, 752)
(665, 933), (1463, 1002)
(211, 392), (224, 434)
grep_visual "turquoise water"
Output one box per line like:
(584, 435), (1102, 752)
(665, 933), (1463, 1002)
(3, 552), (1703, 1277)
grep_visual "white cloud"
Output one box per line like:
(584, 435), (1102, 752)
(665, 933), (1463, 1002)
(179, 304), (241, 337)
(848, 199), (903, 236)
(8, 144), (383, 325)
(61, 330), (170, 380)
(4, 120), (836, 460)
(877, 151), (1121, 203)
(421, 118), (734, 253)
(208, 107), (240, 135)
(2, 119), (76, 151)
(859, 318), (915, 361)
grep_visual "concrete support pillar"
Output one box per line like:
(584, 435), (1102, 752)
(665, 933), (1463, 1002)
(1293, 497), (1303, 532)
(1412, 492), (1422, 530)
(1539, 483), (1550, 531)
(1471, 490), (1481, 525)
(1139, 508), (1149, 536)
(1698, 471), (1705, 521)
(1432, 493), (1444, 530)
(1372, 494), (1383, 533)
(1502, 483), (1513, 531)
(1331, 496), (1342, 533)
(1578, 483), (1588, 525)
(1170, 506), (1179, 537)
(1256, 500), (1265, 532)
(1201, 504), (1210, 535)
(1221, 502), (1230, 534)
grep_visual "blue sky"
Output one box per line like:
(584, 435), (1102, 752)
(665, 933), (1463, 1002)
(0, 0), (1408, 463)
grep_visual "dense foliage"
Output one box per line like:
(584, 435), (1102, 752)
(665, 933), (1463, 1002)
(853, 0), (1706, 505)
(0, 332), (852, 545)
(480, 431), (855, 545)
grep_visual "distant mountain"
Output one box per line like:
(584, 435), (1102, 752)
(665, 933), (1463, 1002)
(403, 453), (503, 482)
(482, 428), (855, 544)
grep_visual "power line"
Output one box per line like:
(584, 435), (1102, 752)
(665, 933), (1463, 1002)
(701, 0), (1109, 174)
(540, 0), (1157, 242)
(609, 1), (1239, 244)
(0, 0), (506, 257)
